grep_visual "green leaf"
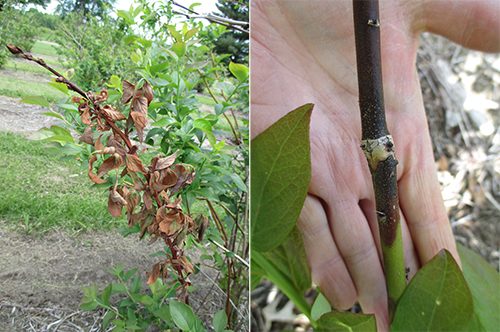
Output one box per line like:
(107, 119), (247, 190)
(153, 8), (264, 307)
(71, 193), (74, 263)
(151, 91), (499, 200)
(229, 62), (249, 82)
(152, 117), (178, 127)
(124, 268), (138, 282)
(458, 244), (499, 331)
(391, 250), (473, 331)
(139, 295), (154, 306)
(262, 225), (311, 292)
(184, 26), (200, 41)
(315, 311), (377, 331)
(216, 82), (235, 96)
(21, 96), (50, 109)
(79, 299), (99, 311)
(250, 259), (265, 291)
(25, 126), (73, 142)
(167, 25), (183, 42)
(171, 42), (187, 58)
(311, 291), (332, 321)
(183, 60), (210, 74)
(193, 118), (213, 133)
(40, 112), (65, 121)
(47, 81), (70, 96)
(102, 310), (116, 329)
(111, 282), (127, 294)
(130, 275), (142, 294)
(170, 300), (195, 331)
(153, 305), (171, 321)
(251, 104), (313, 252)
(100, 284), (112, 307)
(213, 310), (227, 332)
(117, 9), (135, 25)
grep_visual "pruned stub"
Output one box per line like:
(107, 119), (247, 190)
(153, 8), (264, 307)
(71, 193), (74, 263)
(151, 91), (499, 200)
(360, 135), (395, 171)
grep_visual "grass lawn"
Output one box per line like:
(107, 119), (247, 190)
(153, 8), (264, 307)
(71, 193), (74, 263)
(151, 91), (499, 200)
(0, 131), (125, 234)
(31, 41), (60, 58)
(0, 75), (68, 104)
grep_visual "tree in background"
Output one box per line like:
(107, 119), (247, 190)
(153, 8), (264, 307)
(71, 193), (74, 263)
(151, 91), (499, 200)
(0, 0), (50, 11)
(56, 0), (116, 19)
(212, 0), (248, 66)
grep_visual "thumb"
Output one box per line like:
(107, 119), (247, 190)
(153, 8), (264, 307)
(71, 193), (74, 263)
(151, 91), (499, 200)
(420, 0), (500, 52)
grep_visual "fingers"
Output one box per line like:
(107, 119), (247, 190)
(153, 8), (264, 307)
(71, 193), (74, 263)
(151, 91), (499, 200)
(419, 0), (500, 52)
(298, 194), (356, 310)
(398, 134), (460, 267)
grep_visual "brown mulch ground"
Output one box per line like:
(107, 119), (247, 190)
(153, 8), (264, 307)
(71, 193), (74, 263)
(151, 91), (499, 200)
(251, 33), (500, 332)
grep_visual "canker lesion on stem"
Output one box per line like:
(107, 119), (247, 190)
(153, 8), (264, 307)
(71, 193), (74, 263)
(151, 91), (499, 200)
(360, 135), (396, 171)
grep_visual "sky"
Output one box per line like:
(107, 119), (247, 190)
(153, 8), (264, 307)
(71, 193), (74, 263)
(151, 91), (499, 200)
(38, 0), (220, 15)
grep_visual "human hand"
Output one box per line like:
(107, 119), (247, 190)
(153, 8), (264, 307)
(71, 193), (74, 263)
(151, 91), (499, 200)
(251, 1), (499, 330)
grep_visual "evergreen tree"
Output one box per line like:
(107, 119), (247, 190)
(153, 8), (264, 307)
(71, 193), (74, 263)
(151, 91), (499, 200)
(212, 0), (248, 65)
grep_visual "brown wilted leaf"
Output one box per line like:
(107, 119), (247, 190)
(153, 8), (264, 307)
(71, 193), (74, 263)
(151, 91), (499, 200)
(6, 44), (23, 55)
(142, 81), (153, 105)
(166, 197), (182, 209)
(96, 117), (111, 132)
(195, 214), (209, 242)
(143, 189), (152, 210)
(95, 135), (115, 154)
(155, 150), (179, 171)
(102, 105), (126, 121)
(126, 154), (146, 174)
(88, 155), (106, 184)
(125, 190), (140, 215)
(79, 103), (92, 125)
(108, 188), (127, 218)
(158, 209), (182, 235)
(130, 111), (147, 143)
(147, 262), (161, 284)
(79, 127), (94, 145)
(176, 283), (189, 303)
(107, 134), (127, 155)
(152, 168), (178, 192)
(71, 96), (85, 104)
(132, 96), (148, 116)
(89, 89), (108, 106)
(122, 80), (135, 104)
(170, 164), (196, 197)
(97, 154), (123, 177)
(178, 256), (194, 274)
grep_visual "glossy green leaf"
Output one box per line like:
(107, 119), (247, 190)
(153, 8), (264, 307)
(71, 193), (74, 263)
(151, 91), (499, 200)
(193, 118), (213, 133)
(79, 298), (99, 311)
(167, 25), (183, 42)
(153, 305), (171, 321)
(111, 282), (127, 294)
(250, 258), (265, 291)
(262, 225), (311, 292)
(100, 284), (112, 307)
(229, 61), (249, 82)
(185, 26), (200, 41)
(21, 96), (50, 109)
(316, 311), (377, 331)
(130, 275), (142, 294)
(216, 82), (235, 96)
(458, 244), (499, 331)
(26, 125), (73, 143)
(251, 103), (313, 252)
(47, 81), (70, 96)
(391, 250), (473, 331)
(311, 291), (332, 321)
(117, 9), (135, 25)
(171, 42), (187, 58)
(213, 309), (227, 332)
(102, 310), (116, 329)
(40, 112), (65, 121)
(170, 300), (195, 331)
(124, 268), (138, 282)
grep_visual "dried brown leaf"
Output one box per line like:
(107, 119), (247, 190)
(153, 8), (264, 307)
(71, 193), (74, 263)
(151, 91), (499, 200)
(102, 105), (126, 121)
(143, 189), (153, 210)
(176, 283), (189, 303)
(142, 81), (154, 105)
(147, 262), (161, 284)
(178, 256), (194, 274)
(89, 89), (108, 105)
(155, 149), (179, 171)
(80, 104), (92, 125)
(130, 111), (147, 143)
(170, 164), (196, 197)
(126, 154), (146, 174)
(132, 96), (148, 117)
(79, 127), (94, 145)
(108, 188), (126, 218)
(107, 135), (127, 155)
(97, 154), (123, 177)
(122, 80), (135, 104)
(88, 155), (106, 184)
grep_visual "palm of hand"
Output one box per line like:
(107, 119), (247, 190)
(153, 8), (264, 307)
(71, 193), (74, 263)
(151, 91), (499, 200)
(251, 1), (458, 330)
